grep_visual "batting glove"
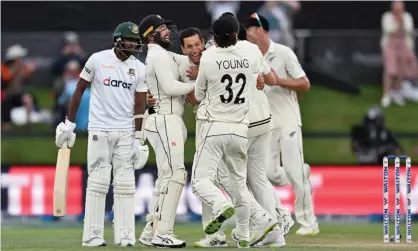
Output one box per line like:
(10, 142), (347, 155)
(55, 119), (76, 148)
(133, 131), (149, 170)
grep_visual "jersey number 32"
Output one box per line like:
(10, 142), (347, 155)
(220, 73), (246, 104)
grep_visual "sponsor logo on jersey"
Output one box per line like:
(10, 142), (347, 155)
(101, 64), (115, 69)
(103, 77), (132, 90)
(84, 67), (91, 74)
(128, 68), (135, 76)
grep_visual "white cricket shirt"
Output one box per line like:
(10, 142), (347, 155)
(79, 48), (147, 131)
(145, 44), (194, 116)
(195, 45), (255, 128)
(263, 40), (305, 129)
(236, 40), (272, 138)
(172, 53), (210, 122)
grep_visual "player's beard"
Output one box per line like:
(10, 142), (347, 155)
(155, 32), (173, 50)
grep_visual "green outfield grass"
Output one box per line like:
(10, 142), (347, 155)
(2, 137), (418, 165)
(25, 85), (418, 133)
(2, 223), (417, 250)
(2, 85), (418, 164)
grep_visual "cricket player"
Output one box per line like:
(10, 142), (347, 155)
(246, 13), (319, 235)
(137, 14), (193, 248)
(205, 13), (286, 248)
(55, 22), (149, 247)
(191, 15), (277, 248)
(177, 16), (284, 247)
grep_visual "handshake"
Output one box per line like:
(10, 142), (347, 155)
(54, 119), (149, 170)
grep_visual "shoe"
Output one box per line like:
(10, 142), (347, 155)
(249, 214), (278, 246)
(193, 234), (228, 248)
(279, 213), (295, 236)
(400, 80), (418, 102)
(295, 225), (320, 236)
(253, 228), (286, 248)
(82, 237), (107, 247)
(138, 236), (153, 247)
(151, 232), (186, 248)
(231, 229), (249, 248)
(138, 222), (154, 246)
(205, 205), (235, 235)
(390, 90), (405, 106)
(119, 239), (135, 247)
(381, 94), (391, 108)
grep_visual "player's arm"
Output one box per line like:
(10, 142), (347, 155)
(134, 66), (148, 136)
(260, 58), (276, 86)
(194, 58), (207, 102)
(274, 49), (310, 92)
(153, 52), (194, 96)
(133, 65), (149, 170)
(67, 56), (96, 122)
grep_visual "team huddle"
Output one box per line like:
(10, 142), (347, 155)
(55, 12), (318, 248)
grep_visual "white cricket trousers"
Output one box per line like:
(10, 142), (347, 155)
(192, 121), (251, 241)
(83, 131), (136, 244)
(196, 119), (228, 233)
(216, 132), (280, 224)
(267, 126), (317, 228)
(144, 114), (187, 233)
(145, 114), (187, 193)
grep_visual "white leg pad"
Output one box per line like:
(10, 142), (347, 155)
(82, 166), (111, 242)
(113, 164), (136, 245)
(156, 169), (187, 234)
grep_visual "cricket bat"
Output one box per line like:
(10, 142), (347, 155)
(53, 141), (71, 217)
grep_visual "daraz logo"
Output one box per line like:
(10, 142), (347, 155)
(103, 77), (132, 90)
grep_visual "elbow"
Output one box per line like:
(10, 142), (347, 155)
(300, 77), (310, 92)
(195, 92), (204, 102)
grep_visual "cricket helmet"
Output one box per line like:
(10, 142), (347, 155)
(113, 21), (142, 56)
(138, 14), (173, 41)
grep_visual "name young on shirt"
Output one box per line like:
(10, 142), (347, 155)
(103, 77), (132, 90)
(216, 59), (249, 70)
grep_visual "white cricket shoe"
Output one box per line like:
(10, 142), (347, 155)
(231, 229), (250, 248)
(390, 90), (405, 106)
(138, 222), (154, 246)
(381, 94), (391, 108)
(193, 234), (228, 248)
(295, 225), (320, 236)
(249, 214), (278, 246)
(205, 205), (235, 235)
(278, 213), (295, 235)
(82, 237), (107, 247)
(151, 233), (186, 248)
(119, 239), (135, 247)
(253, 228), (286, 248)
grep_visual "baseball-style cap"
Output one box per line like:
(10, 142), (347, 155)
(245, 13), (270, 32)
(5, 44), (28, 61)
(211, 18), (237, 38)
(218, 12), (240, 34)
(138, 14), (173, 39)
(238, 23), (247, 40)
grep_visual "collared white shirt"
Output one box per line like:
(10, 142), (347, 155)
(263, 40), (305, 129)
(145, 44), (194, 116)
(79, 48), (147, 131)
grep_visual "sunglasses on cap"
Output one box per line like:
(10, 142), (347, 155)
(250, 13), (263, 27)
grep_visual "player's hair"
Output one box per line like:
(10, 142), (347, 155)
(214, 33), (237, 48)
(179, 27), (204, 47)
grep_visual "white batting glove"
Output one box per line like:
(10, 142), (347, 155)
(133, 132), (149, 170)
(55, 119), (76, 148)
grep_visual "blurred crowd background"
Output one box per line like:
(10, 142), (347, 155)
(1, 1), (418, 165)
